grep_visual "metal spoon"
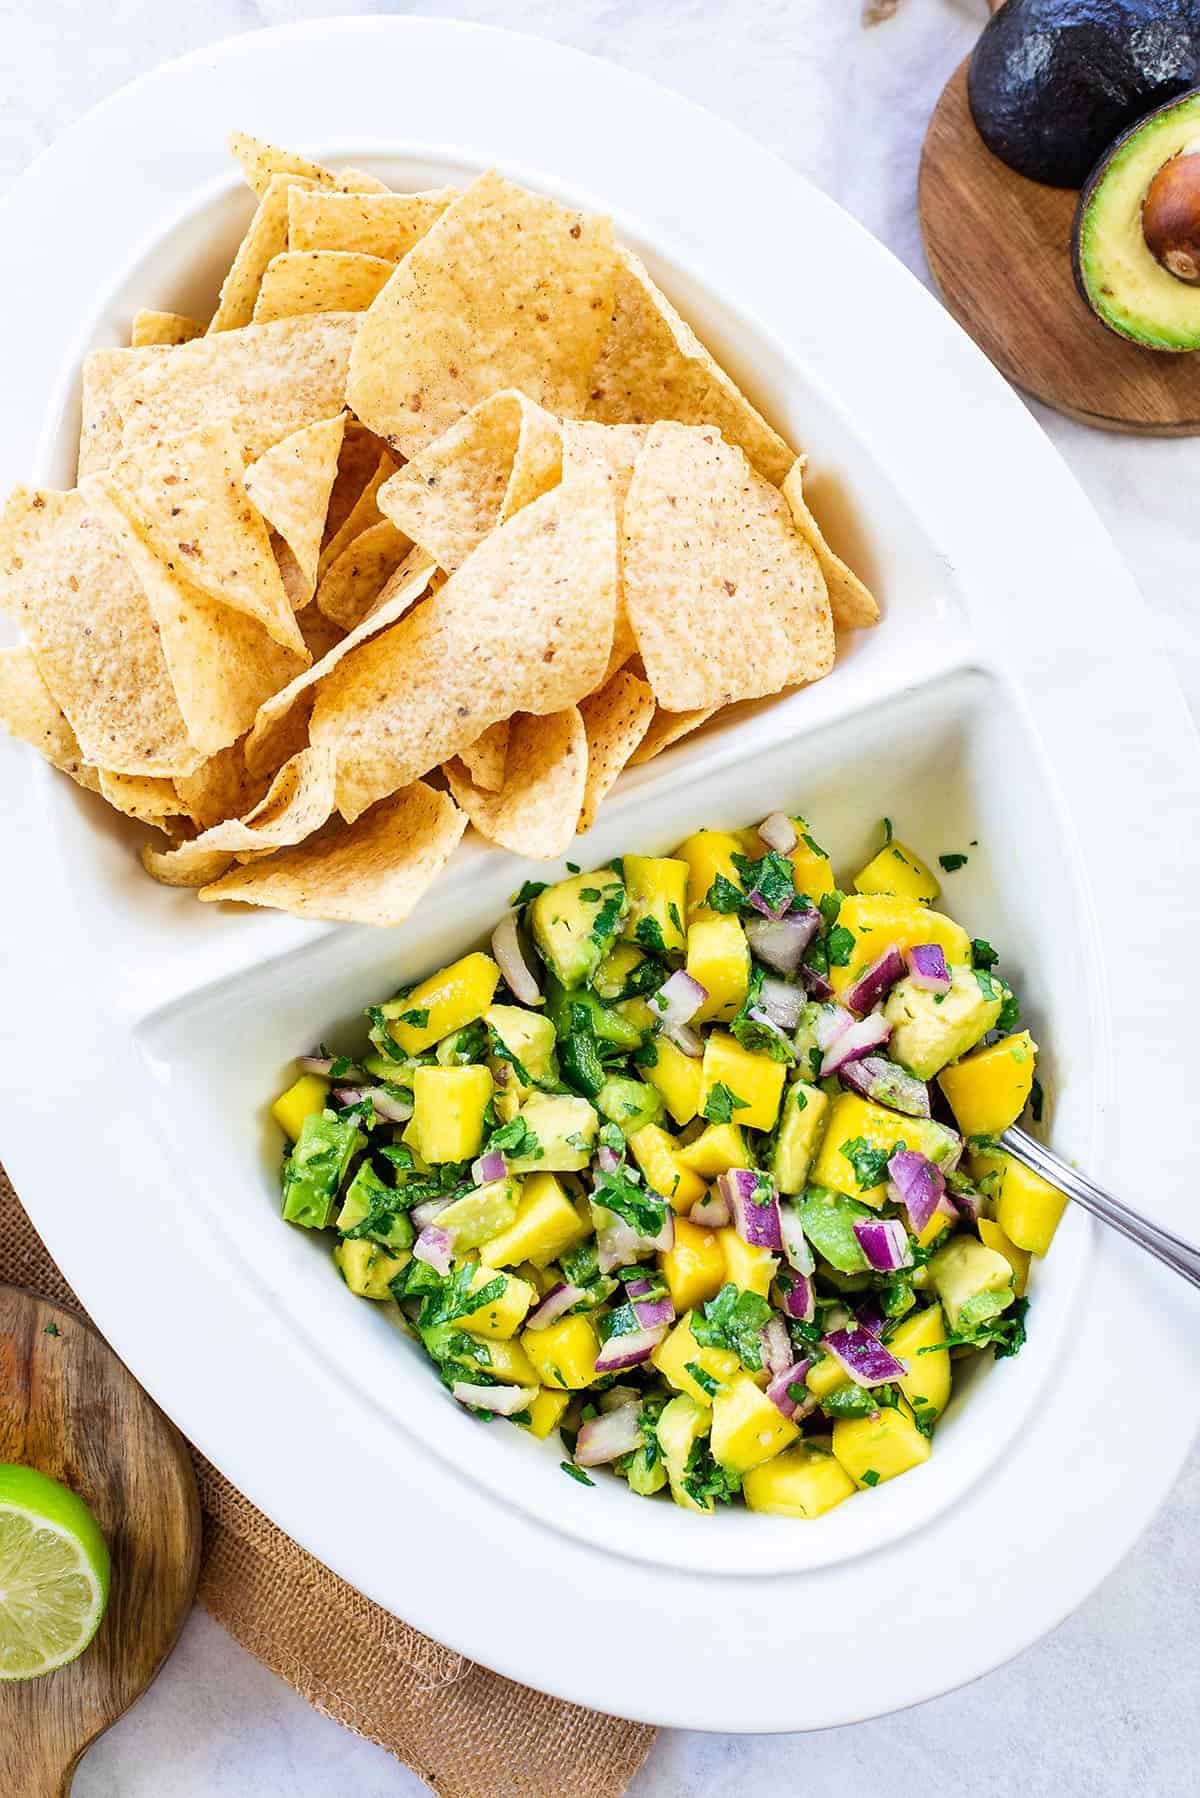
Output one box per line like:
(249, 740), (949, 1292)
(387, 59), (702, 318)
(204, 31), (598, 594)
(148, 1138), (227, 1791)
(1002, 1125), (1200, 1289)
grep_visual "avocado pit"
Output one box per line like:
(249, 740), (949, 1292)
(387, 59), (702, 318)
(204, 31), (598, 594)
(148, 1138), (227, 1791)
(1141, 142), (1200, 283)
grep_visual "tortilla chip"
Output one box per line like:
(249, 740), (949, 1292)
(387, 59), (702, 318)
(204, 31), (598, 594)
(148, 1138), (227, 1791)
(198, 780), (466, 926)
(346, 170), (617, 457)
(253, 252), (395, 325)
(314, 518), (411, 631)
(0, 645), (97, 787)
(577, 670), (654, 830)
(561, 420), (647, 679)
(0, 486), (196, 775)
(244, 414), (345, 606)
(78, 346), (160, 478)
(92, 313), (358, 471)
(142, 745), (337, 887)
(243, 555), (435, 778)
(174, 740), (270, 830)
(781, 459), (879, 630)
(85, 476), (305, 757)
(622, 422), (833, 710)
(100, 422), (307, 657)
(628, 705), (716, 765)
(378, 390), (562, 573)
(323, 423), (388, 549)
(459, 720), (510, 792)
(228, 133), (389, 201)
(297, 604), (345, 663)
(131, 310), (203, 349)
(310, 467), (617, 822)
(445, 708), (586, 859)
(211, 174), (318, 334)
(98, 769), (188, 826)
(587, 248), (794, 484)
(319, 449), (398, 578)
(288, 186), (457, 259)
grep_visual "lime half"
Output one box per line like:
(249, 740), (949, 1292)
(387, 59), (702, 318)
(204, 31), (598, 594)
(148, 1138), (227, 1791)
(0, 1463), (111, 1680)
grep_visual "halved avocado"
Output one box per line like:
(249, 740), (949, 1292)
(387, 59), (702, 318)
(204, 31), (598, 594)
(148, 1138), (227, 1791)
(1074, 87), (1200, 350)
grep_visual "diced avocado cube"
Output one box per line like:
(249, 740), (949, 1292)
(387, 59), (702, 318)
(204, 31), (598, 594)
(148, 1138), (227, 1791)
(657, 1393), (715, 1513)
(620, 854), (689, 956)
(795, 1187), (874, 1274)
(543, 972), (643, 1048)
(436, 1178), (522, 1252)
(928, 1235), (1015, 1333)
(529, 871), (626, 990)
(281, 1113), (364, 1230)
(884, 965), (1004, 1081)
(509, 1092), (598, 1173)
(334, 1161), (414, 1252)
(625, 1445), (668, 1497)
(596, 1074), (664, 1138)
(484, 1004), (559, 1094)
(592, 942), (647, 1001)
(479, 1171), (590, 1269)
(362, 1051), (422, 1084)
(771, 1079), (830, 1194)
(333, 1237), (410, 1299)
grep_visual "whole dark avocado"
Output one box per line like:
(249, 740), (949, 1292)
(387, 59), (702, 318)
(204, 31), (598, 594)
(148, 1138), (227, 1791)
(968, 0), (1200, 189)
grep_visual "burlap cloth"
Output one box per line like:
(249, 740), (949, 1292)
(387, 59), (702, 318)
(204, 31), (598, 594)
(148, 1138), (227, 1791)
(0, 1165), (655, 1796)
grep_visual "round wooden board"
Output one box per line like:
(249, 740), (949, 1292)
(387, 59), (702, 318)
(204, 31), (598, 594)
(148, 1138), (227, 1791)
(919, 58), (1200, 436)
(0, 1286), (201, 1796)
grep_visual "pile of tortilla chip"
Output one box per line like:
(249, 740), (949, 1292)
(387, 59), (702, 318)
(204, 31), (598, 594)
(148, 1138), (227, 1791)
(0, 132), (879, 928)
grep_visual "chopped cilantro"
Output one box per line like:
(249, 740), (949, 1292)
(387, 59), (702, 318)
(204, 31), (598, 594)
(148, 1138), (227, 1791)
(692, 1283), (773, 1370)
(560, 1462), (595, 1487)
(839, 1135), (897, 1189)
(938, 852), (969, 873)
(801, 832), (826, 859)
(589, 886), (625, 949)
(634, 914), (667, 955)
(919, 1298), (1028, 1359)
(818, 890), (845, 928)
(566, 861), (581, 874)
(730, 967), (794, 1062)
(510, 879), (548, 908)
(592, 1135), (667, 1237)
(704, 872), (746, 914)
(860, 1469), (881, 1487)
(702, 1082), (750, 1125)
(685, 1360), (721, 1398)
(395, 1006), (430, 1030)
(1030, 1076), (1045, 1123)
(821, 1384), (885, 1419)
(486, 1024), (533, 1090)
(995, 990), (1021, 1035)
(732, 850), (795, 918)
(632, 1037), (659, 1068)
(486, 1116), (541, 1160)
(881, 817), (894, 845)
(667, 902), (684, 937)
(43, 1321), (61, 1337)
(578, 887), (601, 902)
(682, 1439), (741, 1508)
(825, 924), (855, 968)
(970, 938), (999, 970)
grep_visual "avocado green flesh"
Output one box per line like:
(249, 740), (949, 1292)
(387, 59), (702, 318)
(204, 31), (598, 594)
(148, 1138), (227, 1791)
(1077, 91), (1200, 351)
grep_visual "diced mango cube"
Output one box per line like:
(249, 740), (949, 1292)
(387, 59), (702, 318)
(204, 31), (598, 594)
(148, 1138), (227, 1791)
(833, 1401), (932, 1488)
(743, 1441), (856, 1518)
(675, 829), (744, 915)
(711, 1372), (799, 1475)
(333, 1237), (410, 1300)
(272, 1073), (330, 1142)
(938, 1031), (1038, 1137)
(854, 840), (939, 905)
(887, 1302), (952, 1423)
(978, 1217), (1032, 1297)
(479, 1172), (590, 1269)
(687, 915), (751, 1023)
(410, 1064), (494, 1163)
(627, 1124), (707, 1213)
(699, 1032), (785, 1132)
(784, 817), (837, 903)
(657, 1218), (727, 1315)
(676, 1122), (749, 1179)
(467, 1337), (538, 1387)
(827, 896), (970, 1000)
(717, 1228), (778, 1299)
(381, 952), (501, 1055)
(621, 854), (689, 954)
(521, 1314), (601, 1390)
(644, 1037), (705, 1126)
(521, 1388), (571, 1440)
(771, 1080), (829, 1194)
(436, 1178), (520, 1252)
(806, 1352), (849, 1400)
(458, 1265), (537, 1339)
(652, 1310), (740, 1405)
(970, 1148), (1067, 1257)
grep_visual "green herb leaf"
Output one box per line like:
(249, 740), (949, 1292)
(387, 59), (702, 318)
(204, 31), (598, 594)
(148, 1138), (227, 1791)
(938, 853), (968, 873)
(702, 1082), (750, 1125)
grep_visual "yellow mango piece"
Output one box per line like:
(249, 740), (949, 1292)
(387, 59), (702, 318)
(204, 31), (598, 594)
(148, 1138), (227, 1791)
(272, 1073), (330, 1142)
(521, 1388), (571, 1440)
(806, 1352), (849, 1400)
(383, 952), (501, 1055)
(675, 829), (744, 914)
(410, 1063), (494, 1163)
(676, 1121), (749, 1179)
(657, 1218), (727, 1315)
(827, 896), (970, 1000)
(971, 1148), (1067, 1257)
(627, 1124), (707, 1213)
(652, 1310), (740, 1405)
(888, 1302), (952, 1423)
(854, 839), (939, 905)
(711, 1372), (799, 1475)
(621, 854), (689, 954)
(809, 1091), (958, 1206)
(469, 1336), (538, 1386)
(938, 1031), (1038, 1137)
(686, 913), (752, 1023)
(700, 1032), (785, 1131)
(616, 995), (658, 1034)
(833, 1400), (932, 1489)
(644, 1036), (706, 1126)
(458, 1265), (537, 1339)
(516, 1259), (559, 1296)
(914, 1206), (954, 1251)
(743, 1441), (856, 1518)
(657, 1392), (714, 1513)
(593, 941), (646, 1001)
(785, 817), (837, 903)
(978, 1217), (1032, 1297)
(771, 1080), (829, 1194)
(333, 1237), (410, 1300)
(717, 1228), (778, 1299)
(521, 1314), (601, 1390)
(479, 1171), (589, 1269)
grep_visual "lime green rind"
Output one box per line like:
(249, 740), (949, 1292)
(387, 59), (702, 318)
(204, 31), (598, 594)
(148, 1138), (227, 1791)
(0, 1463), (111, 1681)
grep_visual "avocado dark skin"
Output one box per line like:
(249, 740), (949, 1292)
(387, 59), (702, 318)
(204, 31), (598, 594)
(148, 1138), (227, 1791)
(969, 0), (1200, 189)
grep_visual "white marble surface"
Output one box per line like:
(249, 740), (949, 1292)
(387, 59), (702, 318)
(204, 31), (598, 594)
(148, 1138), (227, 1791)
(2, 0), (1198, 1790)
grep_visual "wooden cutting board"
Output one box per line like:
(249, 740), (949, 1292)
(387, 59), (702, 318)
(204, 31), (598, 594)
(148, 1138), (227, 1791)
(919, 45), (1200, 434)
(0, 1286), (201, 1796)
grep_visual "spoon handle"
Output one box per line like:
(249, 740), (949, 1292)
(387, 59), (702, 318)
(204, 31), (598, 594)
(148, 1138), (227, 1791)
(1002, 1126), (1200, 1290)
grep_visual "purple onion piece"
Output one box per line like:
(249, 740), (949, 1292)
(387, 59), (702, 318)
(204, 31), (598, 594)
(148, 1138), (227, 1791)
(411, 1196), (454, 1232)
(597, 1144), (621, 1175)
(885, 1148), (946, 1234)
(820, 1012), (891, 1075)
(452, 1380), (539, 1416)
(853, 1216), (913, 1273)
(413, 1225), (453, 1277)
(814, 1003), (855, 1051)
(845, 946), (906, 1017)
(298, 1054), (365, 1080)
(331, 1086), (366, 1109)
(758, 812), (798, 853)
(524, 1282), (589, 1331)
(362, 1085), (414, 1124)
(779, 1202), (815, 1275)
(776, 1270), (816, 1322)
(471, 1149), (507, 1185)
(491, 911), (541, 1005)
(856, 1295), (889, 1339)
(690, 1190), (731, 1228)
(745, 1006), (796, 1058)
(822, 1325), (907, 1388)
(907, 942), (951, 993)
(574, 1401), (644, 1466)
(631, 1294), (674, 1332)
(720, 1168), (783, 1251)
(758, 975), (806, 1032)
(766, 1359), (815, 1420)
(650, 969), (708, 1030)
(801, 962), (834, 1001)
(748, 886), (791, 923)
(746, 909), (820, 974)
(838, 1054), (931, 1117)
(951, 1183), (984, 1223)
(593, 1323), (669, 1375)
(662, 1019), (703, 1059)
(760, 1314), (792, 1379)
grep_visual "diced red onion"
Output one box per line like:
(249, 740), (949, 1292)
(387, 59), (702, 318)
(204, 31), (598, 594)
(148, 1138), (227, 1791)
(720, 1168), (783, 1251)
(596, 1206), (672, 1273)
(630, 1292), (674, 1331)
(801, 962), (834, 1001)
(599, 1383), (641, 1412)
(886, 1148), (946, 1234)
(776, 1270), (815, 1322)
(845, 946), (906, 1017)
(814, 1003), (855, 1051)
(853, 1216), (913, 1272)
(758, 975), (806, 1032)
(650, 969), (707, 1030)
(838, 1055), (930, 1117)
(819, 1012), (891, 1075)
(651, 1209), (675, 1254)
(525, 1281), (588, 1330)
(491, 911), (541, 1005)
(760, 1314), (793, 1378)
(856, 1295), (889, 1339)
(766, 1358), (815, 1420)
(822, 1325), (907, 1388)
(951, 1184), (984, 1223)
(471, 1149), (507, 1185)
(597, 1144), (622, 1175)
(758, 812), (798, 853)
(452, 1380), (538, 1415)
(413, 1225), (453, 1277)
(298, 1054), (365, 1080)
(593, 1323), (668, 1374)
(748, 884), (791, 923)
(745, 1007), (796, 1057)
(690, 1187), (731, 1227)
(411, 1196), (453, 1231)
(663, 1019), (704, 1059)
(331, 1086), (366, 1109)
(746, 909), (820, 974)
(575, 1401), (644, 1466)
(907, 942), (951, 993)
(362, 1085), (414, 1123)
(779, 1202), (815, 1275)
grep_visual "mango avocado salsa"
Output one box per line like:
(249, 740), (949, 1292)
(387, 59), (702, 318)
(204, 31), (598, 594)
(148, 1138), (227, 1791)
(269, 813), (1066, 1520)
